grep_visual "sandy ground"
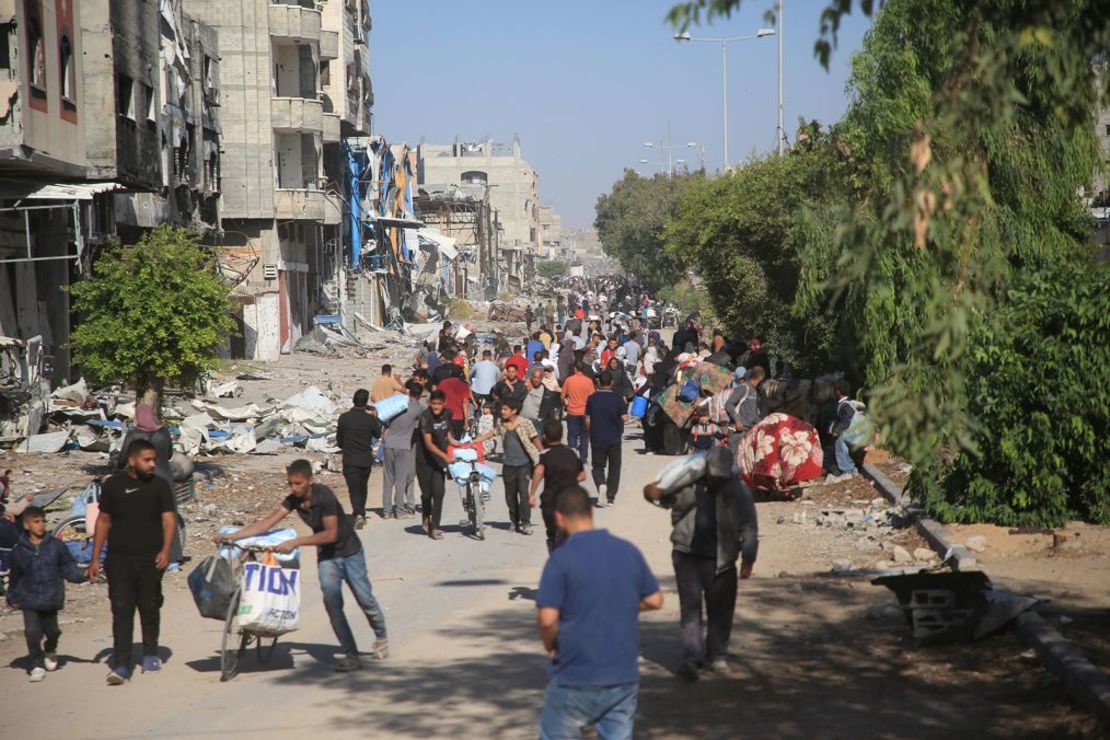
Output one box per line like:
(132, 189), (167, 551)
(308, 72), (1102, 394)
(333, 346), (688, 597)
(0, 351), (1105, 738)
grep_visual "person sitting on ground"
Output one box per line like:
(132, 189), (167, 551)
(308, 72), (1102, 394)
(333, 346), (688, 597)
(643, 446), (758, 681)
(536, 485), (663, 738)
(6, 506), (88, 682)
(528, 419), (587, 553)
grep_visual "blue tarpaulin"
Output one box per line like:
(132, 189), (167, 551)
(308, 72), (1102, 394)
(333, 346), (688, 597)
(345, 143), (363, 266)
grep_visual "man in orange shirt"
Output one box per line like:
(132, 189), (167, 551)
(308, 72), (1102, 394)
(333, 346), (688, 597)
(562, 362), (596, 463)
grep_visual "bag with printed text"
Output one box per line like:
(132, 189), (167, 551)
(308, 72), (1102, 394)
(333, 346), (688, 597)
(236, 556), (301, 635)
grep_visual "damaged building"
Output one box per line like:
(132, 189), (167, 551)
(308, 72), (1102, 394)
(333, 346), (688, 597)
(188, 0), (372, 361)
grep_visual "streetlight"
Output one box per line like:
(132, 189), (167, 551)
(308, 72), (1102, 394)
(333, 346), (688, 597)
(675, 26), (775, 169)
(643, 138), (699, 176)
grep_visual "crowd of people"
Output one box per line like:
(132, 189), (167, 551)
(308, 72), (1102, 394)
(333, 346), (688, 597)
(0, 274), (782, 738)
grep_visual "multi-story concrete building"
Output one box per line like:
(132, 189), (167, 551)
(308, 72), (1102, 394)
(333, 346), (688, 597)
(417, 138), (543, 284)
(113, 0), (222, 239)
(538, 203), (562, 259)
(190, 0), (370, 360)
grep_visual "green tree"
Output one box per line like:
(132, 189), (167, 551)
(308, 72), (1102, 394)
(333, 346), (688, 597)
(668, 0), (1110, 523)
(68, 225), (236, 402)
(594, 171), (701, 292)
(666, 125), (846, 375)
(536, 259), (570, 279)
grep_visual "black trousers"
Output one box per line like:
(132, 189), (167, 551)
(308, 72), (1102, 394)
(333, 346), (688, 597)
(23, 608), (60, 668)
(541, 506), (567, 553)
(415, 460), (446, 530)
(502, 464), (532, 526)
(343, 464), (372, 518)
(591, 444), (623, 502)
(673, 551), (737, 663)
(106, 554), (164, 669)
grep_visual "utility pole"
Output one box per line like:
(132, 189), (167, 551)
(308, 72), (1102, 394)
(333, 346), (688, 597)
(722, 41), (729, 168)
(777, 0), (785, 156)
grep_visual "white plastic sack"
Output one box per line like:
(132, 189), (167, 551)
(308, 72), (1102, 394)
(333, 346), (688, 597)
(217, 526), (300, 568)
(655, 452), (707, 494)
(373, 393), (409, 423)
(237, 561), (301, 636)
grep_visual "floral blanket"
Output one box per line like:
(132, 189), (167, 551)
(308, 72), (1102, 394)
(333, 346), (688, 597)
(738, 413), (824, 492)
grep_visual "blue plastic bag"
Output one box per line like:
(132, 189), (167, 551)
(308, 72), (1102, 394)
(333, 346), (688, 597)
(374, 393), (410, 423)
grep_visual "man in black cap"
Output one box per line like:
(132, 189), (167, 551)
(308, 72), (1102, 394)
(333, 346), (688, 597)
(643, 446), (758, 681)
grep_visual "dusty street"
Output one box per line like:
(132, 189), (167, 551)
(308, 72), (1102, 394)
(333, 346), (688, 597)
(1, 351), (1102, 739)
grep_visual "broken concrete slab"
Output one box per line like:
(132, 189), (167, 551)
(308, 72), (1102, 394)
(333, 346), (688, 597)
(15, 430), (70, 453)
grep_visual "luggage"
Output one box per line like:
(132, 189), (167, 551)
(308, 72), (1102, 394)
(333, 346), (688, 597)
(188, 555), (237, 620)
(236, 558), (301, 635)
(630, 395), (649, 418)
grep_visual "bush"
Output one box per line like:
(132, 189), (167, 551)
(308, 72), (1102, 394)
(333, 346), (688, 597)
(910, 259), (1110, 526)
(448, 298), (474, 321)
(657, 280), (714, 322)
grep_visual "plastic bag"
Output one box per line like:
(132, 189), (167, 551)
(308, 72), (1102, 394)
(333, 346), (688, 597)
(188, 555), (237, 620)
(678, 378), (701, 403)
(236, 559), (301, 636)
(373, 393), (410, 423)
(217, 526), (300, 569)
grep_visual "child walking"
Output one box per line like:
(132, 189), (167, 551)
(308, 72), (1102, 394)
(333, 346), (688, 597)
(6, 506), (88, 681)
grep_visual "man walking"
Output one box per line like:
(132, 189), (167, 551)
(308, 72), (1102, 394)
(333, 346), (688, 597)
(475, 400), (542, 535)
(381, 381), (423, 519)
(493, 363), (527, 409)
(371, 364), (404, 403)
(417, 390), (456, 540)
(521, 367), (557, 430)
(528, 419), (586, 553)
(537, 486), (663, 738)
(336, 389), (383, 529)
(643, 446), (758, 681)
(726, 366), (766, 456)
(562, 362), (595, 464)
(221, 459), (388, 672)
(469, 349), (501, 406)
(586, 370), (627, 507)
(89, 440), (177, 685)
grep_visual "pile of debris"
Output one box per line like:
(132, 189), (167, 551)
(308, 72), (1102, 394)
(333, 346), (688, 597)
(14, 379), (350, 458)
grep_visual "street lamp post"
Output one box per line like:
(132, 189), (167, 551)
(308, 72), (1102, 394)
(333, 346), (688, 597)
(643, 139), (698, 177)
(675, 27), (775, 169)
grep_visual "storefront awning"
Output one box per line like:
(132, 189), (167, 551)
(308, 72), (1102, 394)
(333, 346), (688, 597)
(0, 181), (123, 203)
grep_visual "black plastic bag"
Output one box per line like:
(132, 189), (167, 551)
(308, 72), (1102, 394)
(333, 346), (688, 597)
(188, 555), (236, 620)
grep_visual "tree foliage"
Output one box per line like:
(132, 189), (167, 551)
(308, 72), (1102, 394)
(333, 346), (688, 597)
(536, 260), (570, 279)
(68, 226), (235, 397)
(594, 171), (701, 292)
(665, 0), (1110, 523)
(666, 125), (846, 376)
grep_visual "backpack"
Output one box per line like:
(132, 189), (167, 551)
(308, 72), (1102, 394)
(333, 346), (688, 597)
(678, 377), (701, 403)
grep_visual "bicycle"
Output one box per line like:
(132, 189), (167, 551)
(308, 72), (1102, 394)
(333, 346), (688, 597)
(451, 454), (490, 541)
(217, 543), (283, 682)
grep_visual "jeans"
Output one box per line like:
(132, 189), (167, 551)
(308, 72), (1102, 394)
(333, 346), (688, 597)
(591, 444), (622, 502)
(539, 679), (638, 740)
(343, 464), (372, 518)
(566, 415), (588, 463)
(502, 464), (532, 526)
(318, 549), (387, 657)
(382, 448), (415, 513)
(673, 551), (737, 663)
(835, 435), (858, 475)
(106, 554), (164, 669)
(415, 459), (446, 530)
(23, 608), (60, 669)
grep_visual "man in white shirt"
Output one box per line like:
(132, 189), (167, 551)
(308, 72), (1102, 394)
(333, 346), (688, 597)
(470, 349), (501, 402)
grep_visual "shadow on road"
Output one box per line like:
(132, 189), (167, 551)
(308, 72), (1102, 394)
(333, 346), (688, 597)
(258, 573), (1099, 738)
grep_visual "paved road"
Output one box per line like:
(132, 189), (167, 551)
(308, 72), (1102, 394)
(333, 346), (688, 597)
(2, 428), (1095, 738)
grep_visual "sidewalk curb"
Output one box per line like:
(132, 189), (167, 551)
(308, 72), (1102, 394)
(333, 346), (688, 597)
(861, 463), (978, 571)
(861, 462), (1110, 726)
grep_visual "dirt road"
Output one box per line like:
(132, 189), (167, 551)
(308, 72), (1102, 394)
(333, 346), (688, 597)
(2, 426), (1101, 738)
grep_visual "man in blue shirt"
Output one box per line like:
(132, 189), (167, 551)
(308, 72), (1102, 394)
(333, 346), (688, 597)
(585, 371), (628, 507)
(537, 486), (662, 739)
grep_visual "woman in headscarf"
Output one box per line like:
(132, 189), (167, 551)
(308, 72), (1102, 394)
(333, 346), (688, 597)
(117, 404), (185, 563)
(606, 356), (635, 403)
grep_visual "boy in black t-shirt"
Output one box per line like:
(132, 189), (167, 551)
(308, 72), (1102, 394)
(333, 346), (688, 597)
(89, 439), (177, 685)
(219, 459), (388, 673)
(529, 419), (586, 552)
(417, 390), (456, 540)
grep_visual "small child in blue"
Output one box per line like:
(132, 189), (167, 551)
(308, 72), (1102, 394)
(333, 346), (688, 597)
(6, 506), (88, 682)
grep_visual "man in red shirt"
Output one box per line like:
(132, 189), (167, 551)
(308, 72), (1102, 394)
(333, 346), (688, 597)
(437, 371), (472, 439)
(505, 345), (529, 378)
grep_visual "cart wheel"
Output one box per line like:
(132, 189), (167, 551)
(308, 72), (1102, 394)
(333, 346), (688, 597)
(220, 588), (245, 681)
(257, 635), (279, 664)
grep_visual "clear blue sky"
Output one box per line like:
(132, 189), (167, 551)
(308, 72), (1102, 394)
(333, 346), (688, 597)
(371, 1), (873, 228)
